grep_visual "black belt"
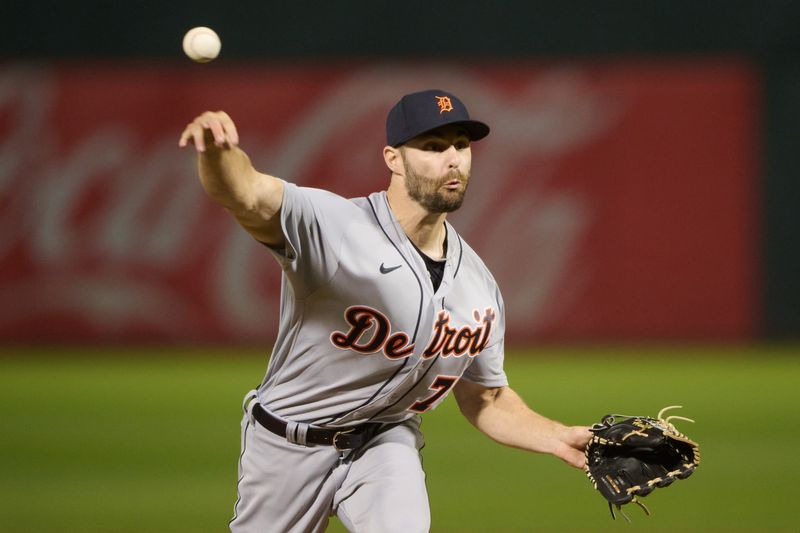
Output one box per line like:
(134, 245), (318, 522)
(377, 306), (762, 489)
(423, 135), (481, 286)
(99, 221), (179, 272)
(251, 402), (382, 451)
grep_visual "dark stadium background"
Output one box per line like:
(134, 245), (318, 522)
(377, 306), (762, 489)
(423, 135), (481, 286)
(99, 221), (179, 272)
(1, 2), (798, 532)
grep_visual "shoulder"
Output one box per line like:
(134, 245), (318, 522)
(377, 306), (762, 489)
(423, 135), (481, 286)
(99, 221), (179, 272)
(284, 182), (347, 203)
(452, 230), (497, 284)
(283, 182), (370, 215)
(451, 229), (504, 303)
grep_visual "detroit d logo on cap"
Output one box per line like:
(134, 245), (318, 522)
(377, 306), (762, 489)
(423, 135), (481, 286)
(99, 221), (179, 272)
(435, 95), (453, 113)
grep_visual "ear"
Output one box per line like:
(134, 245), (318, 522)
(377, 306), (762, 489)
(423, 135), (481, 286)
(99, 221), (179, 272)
(383, 145), (404, 176)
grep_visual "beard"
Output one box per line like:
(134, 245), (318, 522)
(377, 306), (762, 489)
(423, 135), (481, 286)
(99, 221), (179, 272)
(403, 160), (471, 213)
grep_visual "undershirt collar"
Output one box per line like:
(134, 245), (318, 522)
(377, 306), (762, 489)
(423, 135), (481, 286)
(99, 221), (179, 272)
(409, 232), (447, 292)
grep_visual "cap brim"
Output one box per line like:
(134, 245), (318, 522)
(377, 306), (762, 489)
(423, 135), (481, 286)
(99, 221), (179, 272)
(457, 120), (490, 142)
(393, 119), (491, 147)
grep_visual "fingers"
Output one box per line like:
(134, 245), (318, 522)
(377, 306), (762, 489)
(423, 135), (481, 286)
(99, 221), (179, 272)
(569, 449), (587, 469)
(178, 122), (208, 151)
(569, 426), (593, 449)
(552, 426), (592, 469)
(206, 110), (239, 146)
(178, 111), (239, 152)
(555, 442), (587, 469)
(557, 425), (592, 449)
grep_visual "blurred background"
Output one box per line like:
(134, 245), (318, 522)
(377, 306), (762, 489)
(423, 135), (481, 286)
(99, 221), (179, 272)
(1, 1), (798, 532)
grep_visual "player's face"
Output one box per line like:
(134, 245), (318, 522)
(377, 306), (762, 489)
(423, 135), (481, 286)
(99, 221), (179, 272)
(400, 126), (472, 213)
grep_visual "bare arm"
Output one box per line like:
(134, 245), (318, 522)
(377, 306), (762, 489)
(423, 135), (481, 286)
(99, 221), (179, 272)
(453, 379), (591, 469)
(178, 111), (285, 246)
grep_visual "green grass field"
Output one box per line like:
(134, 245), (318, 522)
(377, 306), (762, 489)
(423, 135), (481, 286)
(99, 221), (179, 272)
(1, 345), (798, 532)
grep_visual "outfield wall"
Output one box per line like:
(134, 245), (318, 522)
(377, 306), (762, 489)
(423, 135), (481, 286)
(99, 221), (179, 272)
(0, 60), (759, 343)
(2, 1), (798, 343)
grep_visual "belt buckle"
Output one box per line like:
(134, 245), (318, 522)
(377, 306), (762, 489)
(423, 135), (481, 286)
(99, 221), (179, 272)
(332, 427), (356, 451)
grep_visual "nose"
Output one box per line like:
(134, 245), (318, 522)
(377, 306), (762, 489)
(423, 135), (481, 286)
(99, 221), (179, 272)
(444, 145), (462, 169)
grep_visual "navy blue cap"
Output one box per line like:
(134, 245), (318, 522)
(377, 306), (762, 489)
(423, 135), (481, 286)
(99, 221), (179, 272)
(386, 89), (490, 147)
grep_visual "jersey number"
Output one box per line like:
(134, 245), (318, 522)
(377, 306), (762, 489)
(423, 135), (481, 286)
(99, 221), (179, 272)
(409, 375), (459, 413)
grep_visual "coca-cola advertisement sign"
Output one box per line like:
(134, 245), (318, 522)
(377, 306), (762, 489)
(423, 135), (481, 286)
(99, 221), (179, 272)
(0, 61), (758, 343)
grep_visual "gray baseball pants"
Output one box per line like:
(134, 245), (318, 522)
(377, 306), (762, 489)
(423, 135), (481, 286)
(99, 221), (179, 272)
(229, 396), (430, 532)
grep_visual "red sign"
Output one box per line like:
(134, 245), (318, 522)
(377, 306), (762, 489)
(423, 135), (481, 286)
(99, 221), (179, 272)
(0, 60), (758, 342)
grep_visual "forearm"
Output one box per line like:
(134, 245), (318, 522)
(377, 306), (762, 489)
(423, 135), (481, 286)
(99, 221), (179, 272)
(180, 111), (284, 244)
(455, 382), (590, 468)
(464, 387), (568, 453)
(198, 146), (262, 211)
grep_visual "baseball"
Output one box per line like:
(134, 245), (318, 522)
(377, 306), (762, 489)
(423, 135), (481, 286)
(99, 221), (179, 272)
(182, 26), (221, 63)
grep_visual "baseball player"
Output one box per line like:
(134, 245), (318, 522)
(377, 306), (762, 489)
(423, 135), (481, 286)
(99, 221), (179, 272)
(179, 89), (591, 533)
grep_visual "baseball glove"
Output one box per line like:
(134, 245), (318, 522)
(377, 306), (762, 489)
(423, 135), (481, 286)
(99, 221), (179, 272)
(584, 406), (700, 520)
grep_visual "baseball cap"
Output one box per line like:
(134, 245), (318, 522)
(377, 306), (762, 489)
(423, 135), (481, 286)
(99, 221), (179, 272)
(386, 89), (490, 147)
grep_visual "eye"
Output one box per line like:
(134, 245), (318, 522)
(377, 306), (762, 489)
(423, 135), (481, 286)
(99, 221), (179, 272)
(424, 142), (446, 152)
(455, 140), (470, 150)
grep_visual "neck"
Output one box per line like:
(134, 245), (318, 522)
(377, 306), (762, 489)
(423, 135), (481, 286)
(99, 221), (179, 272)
(386, 176), (448, 260)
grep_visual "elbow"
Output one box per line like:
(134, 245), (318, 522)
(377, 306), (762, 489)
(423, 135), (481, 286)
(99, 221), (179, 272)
(455, 383), (501, 426)
(211, 180), (274, 219)
(210, 193), (256, 216)
(235, 196), (263, 216)
(457, 405), (482, 430)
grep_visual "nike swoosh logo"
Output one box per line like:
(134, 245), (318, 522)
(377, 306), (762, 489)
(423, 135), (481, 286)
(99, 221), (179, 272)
(380, 263), (402, 274)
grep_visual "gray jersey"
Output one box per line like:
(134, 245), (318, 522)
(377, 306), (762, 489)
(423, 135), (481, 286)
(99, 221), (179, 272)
(255, 182), (507, 427)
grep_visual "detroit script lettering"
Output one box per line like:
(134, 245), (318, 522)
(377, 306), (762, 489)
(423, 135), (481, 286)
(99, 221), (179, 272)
(330, 306), (496, 360)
